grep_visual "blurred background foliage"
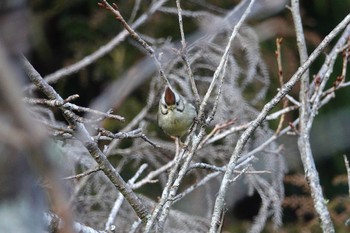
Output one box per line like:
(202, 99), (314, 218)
(26, 0), (350, 232)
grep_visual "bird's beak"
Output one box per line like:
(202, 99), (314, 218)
(168, 105), (176, 111)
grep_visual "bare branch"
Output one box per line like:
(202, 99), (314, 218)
(132, 160), (175, 190)
(149, 2), (259, 231)
(210, 12), (350, 233)
(24, 95), (125, 122)
(143, 143), (185, 232)
(99, 0), (169, 85)
(197, 0), (256, 123)
(21, 55), (150, 224)
(105, 164), (148, 231)
(344, 155), (350, 198)
(292, 0), (335, 231)
(176, 0), (201, 106)
(274, 37), (288, 135)
(63, 166), (101, 180)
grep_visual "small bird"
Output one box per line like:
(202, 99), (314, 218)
(158, 86), (197, 138)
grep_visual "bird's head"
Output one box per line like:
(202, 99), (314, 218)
(160, 86), (185, 114)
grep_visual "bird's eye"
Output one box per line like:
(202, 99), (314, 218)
(161, 104), (168, 114)
(176, 100), (184, 112)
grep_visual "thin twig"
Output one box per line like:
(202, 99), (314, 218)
(128, 0), (141, 23)
(198, 120), (235, 148)
(176, 0), (201, 106)
(129, 220), (142, 233)
(159, 7), (212, 18)
(344, 155), (350, 198)
(155, 132), (205, 231)
(172, 171), (221, 203)
(106, 78), (158, 155)
(105, 164), (148, 231)
(196, 0), (256, 124)
(65, 104), (124, 121)
(284, 93), (301, 106)
(143, 142), (184, 232)
(97, 128), (159, 148)
(99, 0), (169, 85)
(229, 165), (251, 183)
(24, 94), (79, 106)
(187, 162), (271, 174)
(202, 105), (298, 148)
(237, 119), (299, 166)
(132, 160), (175, 189)
(25, 95), (125, 121)
(206, 54), (228, 125)
(308, 24), (350, 130)
(275, 37), (288, 135)
(321, 40), (349, 99)
(63, 166), (101, 180)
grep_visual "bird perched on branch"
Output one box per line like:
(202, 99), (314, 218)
(158, 86), (197, 138)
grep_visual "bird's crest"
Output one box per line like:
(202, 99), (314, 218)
(164, 86), (176, 105)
